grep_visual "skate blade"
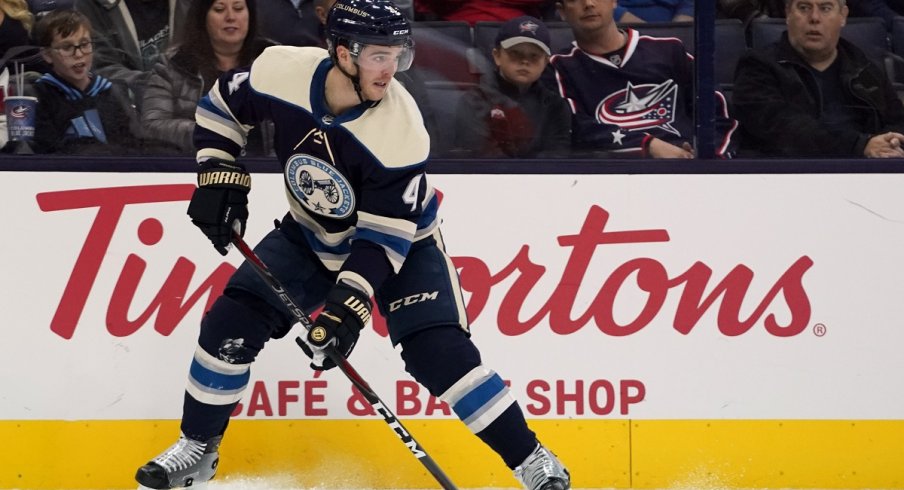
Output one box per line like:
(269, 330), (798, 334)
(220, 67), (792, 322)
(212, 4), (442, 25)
(137, 484), (208, 490)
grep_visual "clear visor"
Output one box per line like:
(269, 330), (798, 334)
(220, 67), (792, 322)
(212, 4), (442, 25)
(350, 40), (415, 72)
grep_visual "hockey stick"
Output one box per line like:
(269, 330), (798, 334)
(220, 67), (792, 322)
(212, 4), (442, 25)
(231, 233), (459, 490)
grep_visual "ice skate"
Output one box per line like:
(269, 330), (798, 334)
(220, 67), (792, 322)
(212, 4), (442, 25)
(514, 443), (571, 490)
(135, 434), (222, 489)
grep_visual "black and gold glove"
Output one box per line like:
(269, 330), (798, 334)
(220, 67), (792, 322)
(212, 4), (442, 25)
(186, 159), (251, 255)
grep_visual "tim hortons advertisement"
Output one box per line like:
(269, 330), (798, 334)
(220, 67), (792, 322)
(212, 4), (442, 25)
(2, 172), (904, 421)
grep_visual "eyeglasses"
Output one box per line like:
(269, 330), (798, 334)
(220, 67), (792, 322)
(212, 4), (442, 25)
(50, 41), (94, 57)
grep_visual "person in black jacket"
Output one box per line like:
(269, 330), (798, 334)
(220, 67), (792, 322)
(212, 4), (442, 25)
(72, 0), (191, 93)
(452, 15), (571, 158)
(732, 0), (904, 158)
(32, 8), (148, 154)
(255, 0), (322, 47)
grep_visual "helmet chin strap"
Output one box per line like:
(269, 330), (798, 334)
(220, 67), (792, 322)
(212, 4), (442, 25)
(336, 58), (366, 104)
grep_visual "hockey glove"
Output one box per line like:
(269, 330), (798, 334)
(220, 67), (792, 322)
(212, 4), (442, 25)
(186, 159), (251, 255)
(299, 283), (372, 371)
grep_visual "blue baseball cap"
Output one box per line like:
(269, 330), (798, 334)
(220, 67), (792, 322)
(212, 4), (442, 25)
(495, 15), (551, 55)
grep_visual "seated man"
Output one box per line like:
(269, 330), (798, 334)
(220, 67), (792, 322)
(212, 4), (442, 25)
(732, 0), (904, 157)
(548, 0), (737, 158)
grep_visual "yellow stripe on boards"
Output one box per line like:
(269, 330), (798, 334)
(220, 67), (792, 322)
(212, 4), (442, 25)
(1, 420), (902, 489)
(0, 419), (624, 489)
(631, 420), (904, 489)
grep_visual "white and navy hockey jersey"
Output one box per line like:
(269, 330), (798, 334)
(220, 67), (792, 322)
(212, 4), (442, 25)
(194, 46), (437, 295)
(549, 28), (737, 157)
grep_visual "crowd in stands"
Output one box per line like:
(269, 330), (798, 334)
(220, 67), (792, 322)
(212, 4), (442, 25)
(1, 0), (903, 159)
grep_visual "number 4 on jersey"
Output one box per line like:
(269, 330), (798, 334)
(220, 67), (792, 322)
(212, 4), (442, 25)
(403, 175), (422, 212)
(227, 72), (250, 95)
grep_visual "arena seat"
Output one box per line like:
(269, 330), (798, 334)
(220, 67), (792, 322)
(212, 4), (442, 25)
(411, 21), (480, 84)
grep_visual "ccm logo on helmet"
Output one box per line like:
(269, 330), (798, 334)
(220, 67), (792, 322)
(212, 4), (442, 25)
(393, 29), (409, 35)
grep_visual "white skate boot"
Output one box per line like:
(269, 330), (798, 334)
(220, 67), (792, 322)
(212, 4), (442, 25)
(514, 443), (571, 490)
(135, 433), (222, 489)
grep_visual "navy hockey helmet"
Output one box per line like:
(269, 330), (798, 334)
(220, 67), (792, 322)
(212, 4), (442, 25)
(326, 0), (414, 71)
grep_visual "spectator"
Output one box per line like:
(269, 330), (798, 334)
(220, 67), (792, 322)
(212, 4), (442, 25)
(256, 0), (321, 47)
(73, 0), (190, 89)
(31, 9), (145, 153)
(1, 0), (34, 57)
(2, 0), (50, 73)
(141, 0), (274, 155)
(732, 0), (904, 157)
(415, 0), (554, 24)
(548, 0), (737, 158)
(452, 15), (570, 157)
(615, 0), (694, 23)
(1, 0), (38, 150)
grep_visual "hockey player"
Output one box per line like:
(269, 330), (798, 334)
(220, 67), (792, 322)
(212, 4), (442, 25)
(133, 1), (571, 489)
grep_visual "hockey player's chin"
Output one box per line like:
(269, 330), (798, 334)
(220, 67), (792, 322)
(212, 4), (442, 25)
(366, 83), (389, 100)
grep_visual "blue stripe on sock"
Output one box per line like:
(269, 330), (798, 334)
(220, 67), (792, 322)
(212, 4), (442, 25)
(452, 373), (506, 421)
(189, 358), (250, 391)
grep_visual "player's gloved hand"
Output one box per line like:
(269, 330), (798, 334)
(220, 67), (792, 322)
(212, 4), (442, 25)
(186, 159), (251, 255)
(298, 283), (372, 370)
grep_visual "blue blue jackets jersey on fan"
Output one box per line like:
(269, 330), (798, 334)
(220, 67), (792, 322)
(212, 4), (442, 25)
(193, 46), (436, 295)
(549, 28), (737, 157)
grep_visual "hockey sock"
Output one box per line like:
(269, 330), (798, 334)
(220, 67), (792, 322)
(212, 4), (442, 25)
(439, 365), (537, 468)
(181, 345), (249, 440)
(180, 291), (283, 440)
(400, 326), (537, 469)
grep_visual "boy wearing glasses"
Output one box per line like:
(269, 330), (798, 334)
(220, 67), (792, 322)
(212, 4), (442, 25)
(32, 9), (144, 154)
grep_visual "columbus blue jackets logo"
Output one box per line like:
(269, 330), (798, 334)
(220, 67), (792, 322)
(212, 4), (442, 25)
(286, 154), (354, 219)
(519, 20), (540, 34)
(596, 79), (681, 136)
(9, 104), (32, 119)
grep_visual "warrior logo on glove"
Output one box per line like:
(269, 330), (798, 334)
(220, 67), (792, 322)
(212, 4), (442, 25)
(186, 159), (252, 256)
(199, 168), (252, 188)
(344, 296), (372, 324)
(299, 284), (373, 370)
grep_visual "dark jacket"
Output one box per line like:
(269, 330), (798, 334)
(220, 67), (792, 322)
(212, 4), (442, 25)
(732, 32), (904, 157)
(73, 0), (190, 87)
(0, 15), (30, 60)
(32, 72), (145, 154)
(141, 39), (275, 155)
(452, 71), (571, 158)
(256, 0), (321, 48)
